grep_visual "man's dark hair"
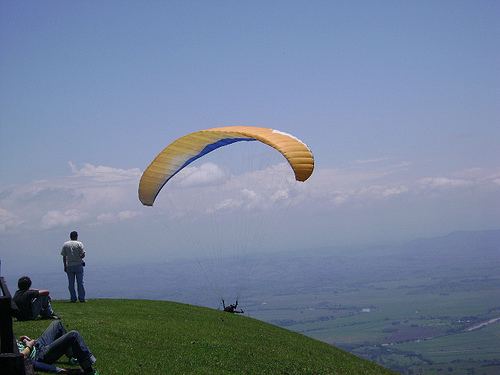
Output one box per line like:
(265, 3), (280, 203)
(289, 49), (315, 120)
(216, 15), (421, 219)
(70, 231), (78, 240)
(18, 276), (32, 291)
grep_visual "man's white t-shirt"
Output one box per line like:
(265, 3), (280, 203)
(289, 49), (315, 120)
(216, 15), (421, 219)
(61, 240), (85, 266)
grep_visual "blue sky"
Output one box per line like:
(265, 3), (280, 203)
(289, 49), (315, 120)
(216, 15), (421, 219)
(1, 1), (499, 269)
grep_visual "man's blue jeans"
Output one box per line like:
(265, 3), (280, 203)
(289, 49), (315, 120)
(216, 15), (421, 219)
(34, 320), (96, 371)
(66, 264), (85, 302)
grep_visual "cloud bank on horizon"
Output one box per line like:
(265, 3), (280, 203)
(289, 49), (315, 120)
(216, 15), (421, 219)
(1, 159), (499, 239)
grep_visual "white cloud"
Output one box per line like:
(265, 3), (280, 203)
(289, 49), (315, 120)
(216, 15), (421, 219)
(173, 162), (227, 188)
(41, 209), (86, 229)
(96, 213), (116, 223)
(453, 167), (488, 179)
(271, 189), (289, 202)
(117, 210), (140, 220)
(354, 157), (389, 164)
(332, 194), (348, 206)
(242, 188), (258, 200)
(96, 210), (142, 224)
(0, 207), (24, 232)
(0, 162), (143, 233)
(419, 177), (474, 189)
(2, 160), (500, 236)
(69, 162), (141, 182)
(212, 198), (243, 212)
(316, 183), (409, 207)
(381, 185), (409, 197)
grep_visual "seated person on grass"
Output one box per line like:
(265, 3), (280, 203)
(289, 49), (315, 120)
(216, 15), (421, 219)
(17, 320), (99, 375)
(13, 276), (58, 321)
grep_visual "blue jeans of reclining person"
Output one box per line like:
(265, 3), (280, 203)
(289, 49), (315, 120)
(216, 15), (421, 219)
(66, 264), (85, 302)
(31, 295), (55, 318)
(34, 320), (96, 371)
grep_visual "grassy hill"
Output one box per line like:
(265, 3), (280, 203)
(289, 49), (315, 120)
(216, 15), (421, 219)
(13, 299), (395, 374)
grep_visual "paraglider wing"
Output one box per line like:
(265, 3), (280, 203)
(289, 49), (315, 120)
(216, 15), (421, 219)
(138, 126), (314, 206)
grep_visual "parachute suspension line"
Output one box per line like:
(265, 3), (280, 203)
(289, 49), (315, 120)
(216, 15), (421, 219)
(194, 257), (222, 307)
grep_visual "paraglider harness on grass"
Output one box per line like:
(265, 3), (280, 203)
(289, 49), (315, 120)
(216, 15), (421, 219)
(222, 299), (244, 314)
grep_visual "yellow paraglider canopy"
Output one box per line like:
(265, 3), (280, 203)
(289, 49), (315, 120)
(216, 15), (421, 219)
(139, 126), (314, 206)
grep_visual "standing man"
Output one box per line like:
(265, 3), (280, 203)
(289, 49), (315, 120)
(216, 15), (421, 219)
(61, 231), (86, 303)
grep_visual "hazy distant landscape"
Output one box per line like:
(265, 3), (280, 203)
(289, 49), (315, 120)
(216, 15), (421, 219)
(3, 229), (499, 374)
(246, 230), (500, 375)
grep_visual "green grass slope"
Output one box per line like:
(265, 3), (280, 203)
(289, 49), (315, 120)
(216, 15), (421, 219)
(13, 299), (395, 374)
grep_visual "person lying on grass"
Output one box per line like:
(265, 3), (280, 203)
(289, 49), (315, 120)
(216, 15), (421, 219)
(222, 299), (244, 314)
(17, 320), (99, 375)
